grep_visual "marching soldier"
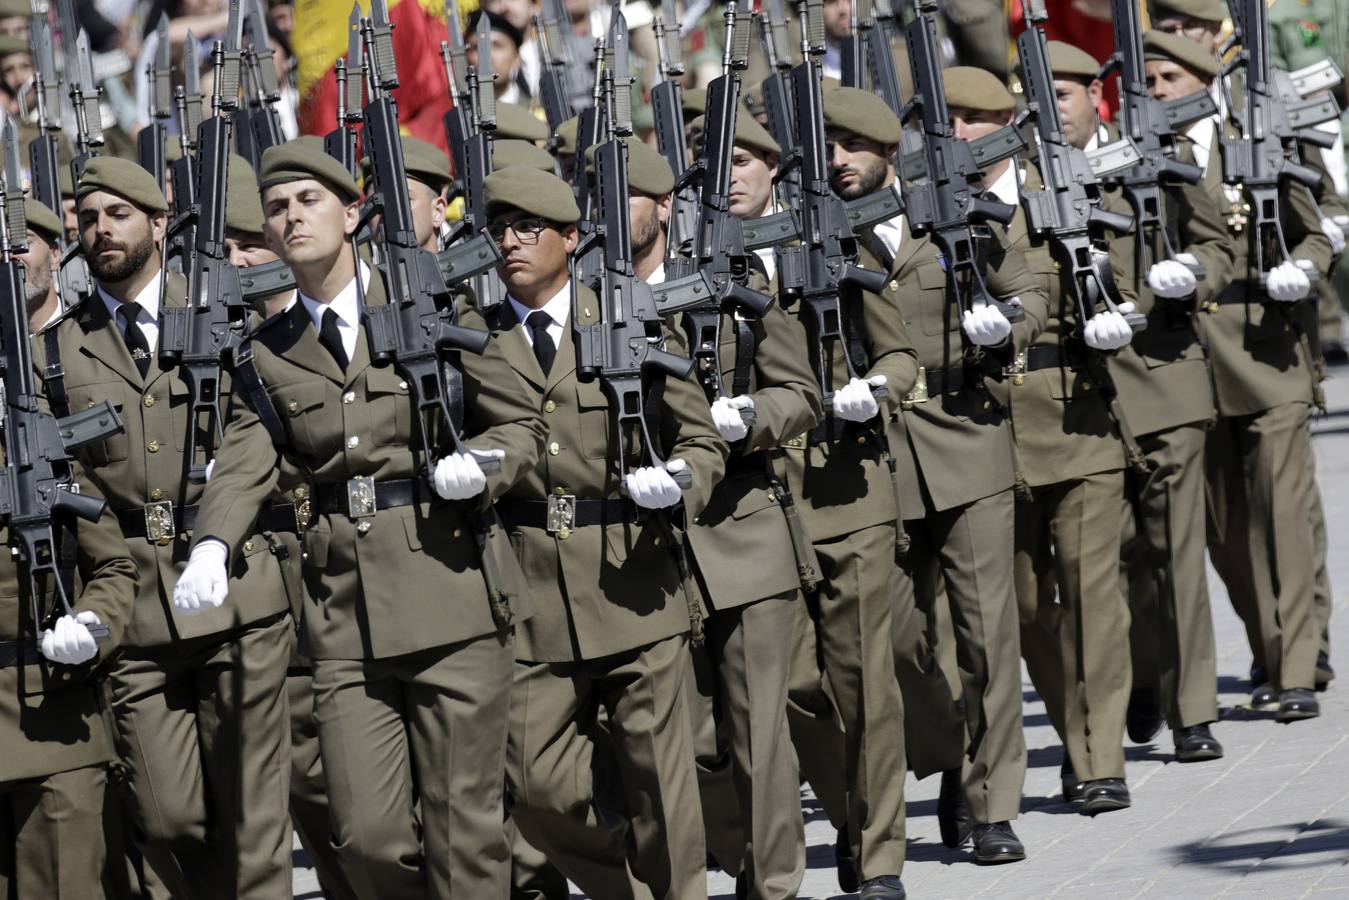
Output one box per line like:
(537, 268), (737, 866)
(480, 164), (726, 900)
(173, 140), (545, 898)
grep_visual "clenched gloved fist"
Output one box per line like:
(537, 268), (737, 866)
(39, 611), (102, 665)
(173, 540), (229, 614)
(1266, 260), (1311, 302)
(1321, 217), (1346, 255)
(710, 395), (754, 442)
(961, 299), (1017, 347)
(1147, 258), (1197, 299)
(1083, 302), (1136, 351)
(625, 459), (687, 510)
(832, 375), (886, 423)
(433, 449), (503, 501)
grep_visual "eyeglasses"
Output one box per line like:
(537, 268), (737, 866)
(488, 217), (549, 244)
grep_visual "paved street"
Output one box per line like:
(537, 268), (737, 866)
(294, 364), (1349, 900)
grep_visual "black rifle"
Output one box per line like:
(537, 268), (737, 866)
(540, 0), (591, 114)
(758, 0), (802, 211)
(237, 0), (285, 171)
(324, 5), (364, 176)
(868, 0), (906, 117)
(651, 0), (698, 261)
(0, 117), (119, 642)
(65, 28), (104, 184)
(572, 33), (608, 223)
(534, 5), (574, 135)
(137, 14), (172, 190)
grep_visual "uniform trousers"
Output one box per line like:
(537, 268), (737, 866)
(1017, 470), (1130, 782)
(108, 615), (293, 900)
(313, 630), (514, 900)
(784, 597), (847, 834)
(0, 765), (105, 899)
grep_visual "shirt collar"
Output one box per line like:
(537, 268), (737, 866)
(508, 282), (570, 329)
(645, 262), (666, 285)
(299, 262), (368, 331)
(98, 269), (162, 321)
(985, 162), (1020, 207)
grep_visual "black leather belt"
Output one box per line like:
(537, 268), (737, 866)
(315, 477), (427, 518)
(496, 496), (636, 532)
(1025, 345), (1088, 372)
(0, 640), (43, 668)
(117, 503), (300, 540)
(923, 364), (968, 395)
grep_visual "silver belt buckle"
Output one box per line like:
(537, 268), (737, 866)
(346, 476), (377, 520)
(144, 500), (175, 545)
(902, 365), (930, 409)
(546, 493), (576, 535)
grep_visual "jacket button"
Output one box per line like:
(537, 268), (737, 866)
(244, 540), (255, 552)
(347, 436), (359, 449)
(287, 400), (299, 413)
(553, 486), (567, 496)
(357, 520), (372, 534)
(150, 489), (163, 500)
(342, 392), (355, 404)
(544, 400), (557, 413)
(294, 486), (307, 500)
(547, 442), (560, 455)
(856, 435), (867, 445)
(147, 440), (160, 452)
(557, 527), (571, 540)
(143, 395), (156, 407)
(452, 528), (462, 538)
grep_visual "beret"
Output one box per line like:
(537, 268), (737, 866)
(1148, 0), (1226, 22)
(484, 166), (580, 224)
(23, 197), (63, 243)
(583, 136), (675, 196)
(1046, 41), (1102, 80)
(259, 135), (360, 204)
(0, 0), (29, 17)
(689, 112), (781, 158)
(553, 116), (579, 156)
(76, 156), (169, 212)
(682, 87), (706, 118)
(225, 153), (265, 234)
(494, 102), (549, 143)
(0, 33), (26, 56)
(57, 163), (72, 199)
(943, 66), (1016, 112)
(494, 138), (558, 171)
(400, 136), (452, 189)
(822, 86), (902, 146)
(1143, 29), (1220, 79)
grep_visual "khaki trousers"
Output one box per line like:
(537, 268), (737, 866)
(687, 592), (805, 900)
(784, 596), (847, 833)
(1017, 470), (1131, 782)
(1206, 402), (1319, 691)
(313, 631), (514, 900)
(0, 765), (105, 899)
(102, 757), (170, 900)
(1124, 423), (1219, 729)
(507, 635), (705, 900)
(108, 615), (293, 900)
(895, 489), (1026, 823)
(1306, 442), (1333, 661)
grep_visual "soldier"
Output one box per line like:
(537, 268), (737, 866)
(19, 196), (64, 332)
(0, 194), (137, 900)
(42, 157), (296, 899)
(479, 164), (726, 900)
(362, 137), (452, 253)
(173, 141), (545, 898)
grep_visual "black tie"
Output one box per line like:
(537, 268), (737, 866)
(118, 302), (151, 378)
(317, 308), (349, 372)
(526, 310), (555, 375)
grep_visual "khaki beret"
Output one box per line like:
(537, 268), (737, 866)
(76, 156), (169, 212)
(400, 136), (451, 189)
(57, 163), (72, 200)
(494, 139), (558, 171)
(484, 166), (580, 224)
(259, 135), (360, 204)
(553, 116), (579, 156)
(225, 153), (265, 234)
(682, 88), (706, 118)
(0, 0), (30, 17)
(689, 113), (781, 159)
(1047, 41), (1102, 80)
(1148, 0), (1225, 23)
(0, 33), (28, 56)
(583, 137), (675, 196)
(1143, 29), (1220, 79)
(23, 197), (63, 243)
(164, 138), (183, 163)
(943, 67), (1015, 112)
(822, 86), (902, 146)
(494, 102), (549, 143)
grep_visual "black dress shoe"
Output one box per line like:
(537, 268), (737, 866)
(859, 874), (906, 899)
(971, 821), (1026, 865)
(1250, 682), (1279, 710)
(1250, 662), (1268, 685)
(1324, 341), (1349, 365)
(835, 832), (859, 894)
(1174, 724), (1224, 762)
(937, 769), (971, 848)
(1126, 687), (1164, 743)
(1079, 779), (1131, 816)
(1316, 651), (1335, 691)
(1060, 759), (1083, 803)
(1276, 688), (1321, 722)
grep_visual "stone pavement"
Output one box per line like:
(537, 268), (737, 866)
(294, 365), (1349, 899)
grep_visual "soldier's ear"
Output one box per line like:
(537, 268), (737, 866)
(562, 224), (579, 254)
(149, 210), (169, 244)
(342, 200), (360, 238)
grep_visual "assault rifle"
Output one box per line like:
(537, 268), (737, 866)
(324, 4), (363, 176)
(758, 0), (801, 211)
(442, 0), (496, 246)
(137, 15), (172, 191)
(534, 0), (574, 133)
(651, 0), (698, 261)
(540, 0), (591, 115)
(237, 0), (284, 170)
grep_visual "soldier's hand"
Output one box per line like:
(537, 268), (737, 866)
(1083, 304), (1134, 351)
(1321, 217), (1346, 255)
(1147, 258), (1198, 299)
(39, 611), (101, 665)
(626, 460), (686, 509)
(1266, 260), (1311, 302)
(173, 541), (230, 614)
(832, 376), (885, 423)
(710, 395), (754, 442)
(433, 450), (502, 501)
(961, 300), (1016, 347)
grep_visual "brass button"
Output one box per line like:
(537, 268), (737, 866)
(346, 436), (359, 449)
(243, 540), (255, 553)
(398, 380), (408, 391)
(293, 486), (307, 500)
(147, 440), (161, 453)
(547, 441), (560, 455)
(856, 435), (867, 444)
(557, 526), (571, 540)
(150, 489), (163, 501)
(143, 395), (156, 408)
(1082, 382), (1092, 391)
(287, 400), (299, 413)
(357, 520), (372, 534)
(552, 486), (567, 496)
(452, 528), (462, 538)
(342, 392), (355, 405)
(653, 535), (662, 546)
(544, 400), (557, 413)
(1012, 375), (1025, 386)
(692, 516), (701, 525)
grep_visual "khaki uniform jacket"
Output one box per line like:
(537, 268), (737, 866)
(485, 285), (728, 663)
(38, 271), (291, 649)
(193, 274), (546, 660)
(859, 216), (1048, 513)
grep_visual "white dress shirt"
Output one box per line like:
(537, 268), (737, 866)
(645, 262), (667, 285)
(299, 263), (370, 363)
(984, 161), (1021, 207)
(508, 283), (570, 351)
(873, 213), (905, 262)
(99, 270), (162, 353)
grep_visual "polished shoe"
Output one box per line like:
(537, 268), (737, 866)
(1126, 686), (1164, 743)
(1316, 651), (1335, 691)
(938, 768), (971, 848)
(1079, 779), (1131, 816)
(1060, 759), (1083, 803)
(1275, 688), (1321, 722)
(835, 832), (859, 894)
(1250, 662), (1268, 685)
(971, 821), (1026, 865)
(859, 875), (906, 899)
(1173, 724), (1224, 762)
(1324, 340), (1349, 366)
(1250, 682), (1279, 711)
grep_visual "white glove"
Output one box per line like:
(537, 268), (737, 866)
(1321, 217), (1346, 255)
(432, 449), (503, 501)
(625, 459), (686, 510)
(172, 540), (230, 614)
(1147, 258), (1198, 299)
(961, 300), (1016, 347)
(710, 395), (754, 442)
(39, 611), (101, 665)
(1083, 302), (1136, 351)
(1266, 260), (1311, 302)
(832, 375), (886, 423)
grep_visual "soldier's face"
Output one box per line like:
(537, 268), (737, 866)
(491, 210), (579, 297)
(1144, 59), (1209, 104)
(1053, 77), (1103, 151)
(225, 228), (279, 268)
(77, 193), (166, 284)
(483, 0), (536, 31)
(0, 51), (31, 95)
(950, 105), (1014, 143)
(16, 233), (53, 313)
(1151, 14), (1222, 54)
(823, 0), (851, 42)
(629, 193), (669, 258)
(826, 129), (892, 200)
(467, 30), (521, 88)
(260, 179), (359, 269)
(408, 178), (448, 252)
(0, 16), (28, 39)
(729, 146), (779, 219)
